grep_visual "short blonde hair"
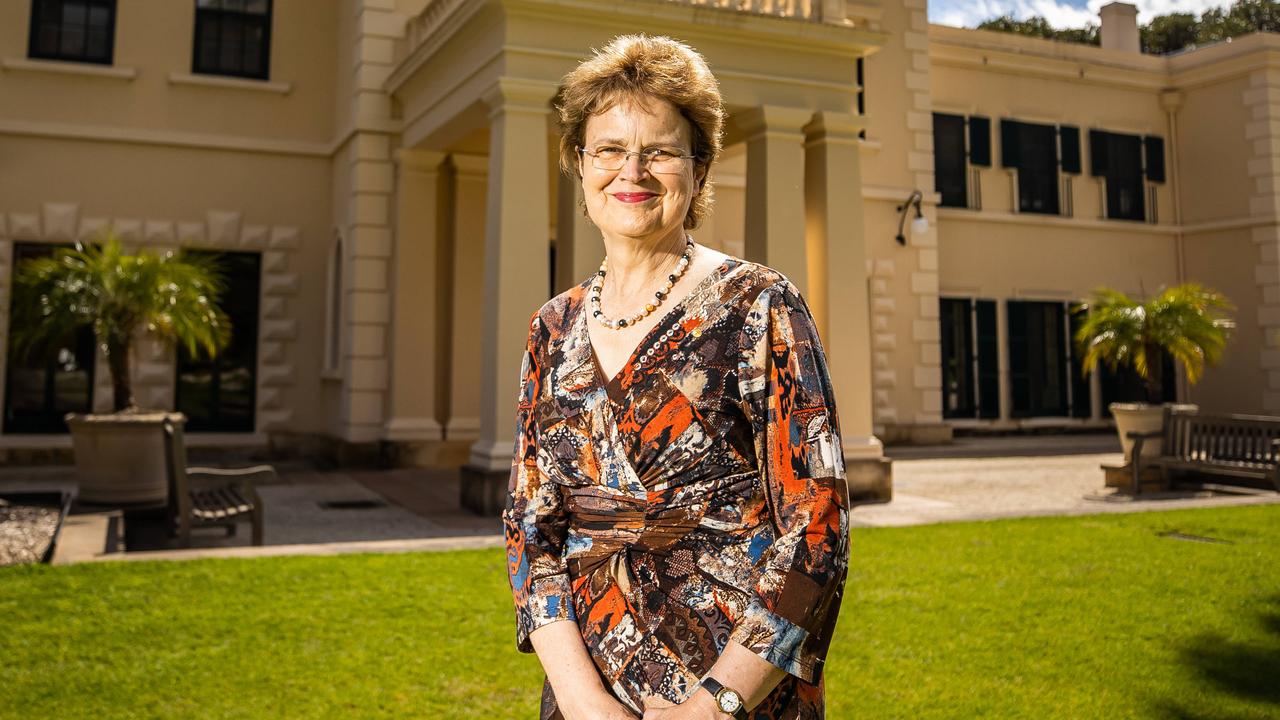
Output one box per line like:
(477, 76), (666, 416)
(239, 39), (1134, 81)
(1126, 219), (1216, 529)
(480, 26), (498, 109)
(555, 34), (725, 230)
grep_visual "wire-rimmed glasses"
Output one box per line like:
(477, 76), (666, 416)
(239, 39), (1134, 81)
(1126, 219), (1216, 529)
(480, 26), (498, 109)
(578, 145), (696, 174)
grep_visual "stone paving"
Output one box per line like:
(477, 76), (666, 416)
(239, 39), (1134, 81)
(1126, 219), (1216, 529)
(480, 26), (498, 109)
(2, 432), (1275, 564)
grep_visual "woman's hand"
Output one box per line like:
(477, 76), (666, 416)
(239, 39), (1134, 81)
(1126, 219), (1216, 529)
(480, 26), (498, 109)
(561, 688), (641, 720)
(640, 690), (720, 719)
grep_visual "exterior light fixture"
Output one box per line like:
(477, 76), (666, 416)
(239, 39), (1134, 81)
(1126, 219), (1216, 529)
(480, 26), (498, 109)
(895, 189), (928, 246)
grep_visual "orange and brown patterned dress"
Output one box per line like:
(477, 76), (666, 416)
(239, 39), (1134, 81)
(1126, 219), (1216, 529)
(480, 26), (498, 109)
(503, 257), (850, 719)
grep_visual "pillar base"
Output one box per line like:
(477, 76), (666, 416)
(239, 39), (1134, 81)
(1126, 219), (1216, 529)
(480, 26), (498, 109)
(847, 455), (893, 506)
(876, 422), (954, 446)
(460, 464), (509, 515)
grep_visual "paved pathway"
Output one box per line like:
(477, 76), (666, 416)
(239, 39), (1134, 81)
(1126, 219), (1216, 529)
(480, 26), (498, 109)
(2, 433), (1275, 564)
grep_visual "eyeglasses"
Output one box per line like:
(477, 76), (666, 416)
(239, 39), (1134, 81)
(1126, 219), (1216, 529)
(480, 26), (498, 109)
(577, 145), (696, 174)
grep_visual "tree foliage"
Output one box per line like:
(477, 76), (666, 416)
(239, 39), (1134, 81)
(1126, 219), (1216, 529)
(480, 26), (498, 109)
(1071, 283), (1235, 403)
(10, 232), (232, 412)
(976, 0), (1280, 55)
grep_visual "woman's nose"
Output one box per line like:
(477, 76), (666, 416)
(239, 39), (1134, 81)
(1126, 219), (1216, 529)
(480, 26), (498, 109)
(617, 152), (650, 182)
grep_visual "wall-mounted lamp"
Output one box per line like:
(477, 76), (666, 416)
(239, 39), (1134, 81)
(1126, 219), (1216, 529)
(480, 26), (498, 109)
(895, 189), (929, 246)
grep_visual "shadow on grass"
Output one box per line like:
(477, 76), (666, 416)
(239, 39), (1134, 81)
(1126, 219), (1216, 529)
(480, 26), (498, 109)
(1154, 593), (1280, 719)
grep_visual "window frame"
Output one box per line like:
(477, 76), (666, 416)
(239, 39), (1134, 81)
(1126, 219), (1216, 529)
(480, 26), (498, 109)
(27, 0), (118, 66)
(933, 113), (969, 210)
(191, 0), (274, 81)
(1001, 119), (1061, 216)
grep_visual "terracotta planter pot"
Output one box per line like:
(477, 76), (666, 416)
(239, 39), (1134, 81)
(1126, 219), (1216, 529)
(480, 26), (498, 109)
(1109, 402), (1199, 464)
(65, 411), (186, 506)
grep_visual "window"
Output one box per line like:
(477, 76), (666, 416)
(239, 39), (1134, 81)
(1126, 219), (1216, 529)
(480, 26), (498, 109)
(4, 243), (97, 434)
(1007, 300), (1069, 417)
(175, 250), (260, 432)
(1089, 129), (1155, 221)
(939, 297), (999, 419)
(193, 0), (272, 80)
(933, 114), (990, 210)
(28, 0), (116, 65)
(1001, 119), (1060, 215)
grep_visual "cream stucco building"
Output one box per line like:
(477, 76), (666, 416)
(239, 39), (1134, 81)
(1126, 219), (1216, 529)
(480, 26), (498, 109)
(1, 1), (1273, 507)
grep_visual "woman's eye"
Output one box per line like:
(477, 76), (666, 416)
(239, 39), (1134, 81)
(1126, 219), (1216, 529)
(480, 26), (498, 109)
(595, 146), (626, 157)
(647, 149), (678, 159)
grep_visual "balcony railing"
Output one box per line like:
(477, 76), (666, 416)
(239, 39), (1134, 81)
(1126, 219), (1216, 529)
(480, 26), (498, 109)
(398, 0), (850, 74)
(665, 0), (825, 21)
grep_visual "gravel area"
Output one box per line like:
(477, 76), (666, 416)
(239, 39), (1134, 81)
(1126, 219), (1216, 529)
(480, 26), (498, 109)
(0, 502), (61, 566)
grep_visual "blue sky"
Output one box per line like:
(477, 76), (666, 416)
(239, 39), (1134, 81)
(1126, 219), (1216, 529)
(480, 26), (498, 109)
(928, 0), (1234, 29)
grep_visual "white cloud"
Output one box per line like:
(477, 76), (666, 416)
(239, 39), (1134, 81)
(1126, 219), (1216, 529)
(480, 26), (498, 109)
(930, 0), (1234, 30)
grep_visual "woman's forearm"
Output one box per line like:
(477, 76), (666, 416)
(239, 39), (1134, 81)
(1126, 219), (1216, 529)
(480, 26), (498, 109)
(702, 641), (788, 711)
(529, 619), (635, 718)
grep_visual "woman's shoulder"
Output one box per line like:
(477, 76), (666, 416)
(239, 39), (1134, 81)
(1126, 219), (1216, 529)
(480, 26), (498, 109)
(718, 254), (806, 307)
(526, 276), (592, 341)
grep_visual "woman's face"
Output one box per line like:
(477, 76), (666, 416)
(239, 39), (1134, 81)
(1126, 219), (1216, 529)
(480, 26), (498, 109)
(579, 93), (704, 245)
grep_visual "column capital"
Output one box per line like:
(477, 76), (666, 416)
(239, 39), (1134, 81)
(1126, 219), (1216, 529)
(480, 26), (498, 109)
(736, 105), (814, 140)
(394, 148), (447, 172)
(450, 152), (489, 178)
(481, 77), (558, 119)
(804, 110), (866, 145)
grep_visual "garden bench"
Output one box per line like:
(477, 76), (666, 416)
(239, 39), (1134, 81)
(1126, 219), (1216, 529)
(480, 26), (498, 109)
(1128, 409), (1280, 495)
(162, 417), (270, 547)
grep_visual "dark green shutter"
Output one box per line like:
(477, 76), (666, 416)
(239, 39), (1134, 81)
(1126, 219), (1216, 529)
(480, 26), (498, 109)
(976, 299), (999, 419)
(1089, 129), (1109, 176)
(1067, 303), (1092, 418)
(1007, 301), (1029, 417)
(1143, 135), (1165, 183)
(1059, 125), (1081, 174)
(1000, 119), (1021, 168)
(968, 115), (991, 167)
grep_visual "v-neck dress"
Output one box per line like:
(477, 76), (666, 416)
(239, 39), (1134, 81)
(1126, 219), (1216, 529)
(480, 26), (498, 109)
(503, 257), (851, 719)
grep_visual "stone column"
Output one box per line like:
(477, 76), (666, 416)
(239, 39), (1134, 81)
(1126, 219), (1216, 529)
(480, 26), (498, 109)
(555, 173), (602, 293)
(739, 105), (812, 294)
(803, 111), (889, 503)
(447, 153), (488, 443)
(384, 149), (446, 454)
(462, 78), (556, 514)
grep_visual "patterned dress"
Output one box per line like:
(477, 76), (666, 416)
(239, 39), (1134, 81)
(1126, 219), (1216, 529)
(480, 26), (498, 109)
(503, 257), (851, 719)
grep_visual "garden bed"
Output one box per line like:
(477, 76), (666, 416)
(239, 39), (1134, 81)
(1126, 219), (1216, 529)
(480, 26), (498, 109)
(0, 491), (74, 566)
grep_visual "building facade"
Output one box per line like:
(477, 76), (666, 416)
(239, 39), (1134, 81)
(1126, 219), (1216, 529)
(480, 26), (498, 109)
(0, 0), (1273, 499)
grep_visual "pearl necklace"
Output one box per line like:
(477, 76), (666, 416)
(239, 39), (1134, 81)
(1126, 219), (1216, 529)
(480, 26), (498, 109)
(589, 238), (694, 330)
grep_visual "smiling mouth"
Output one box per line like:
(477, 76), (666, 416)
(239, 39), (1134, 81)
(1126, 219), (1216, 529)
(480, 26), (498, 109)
(613, 192), (658, 203)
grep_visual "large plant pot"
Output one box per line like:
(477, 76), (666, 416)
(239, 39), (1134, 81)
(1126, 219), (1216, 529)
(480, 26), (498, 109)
(65, 411), (186, 506)
(1109, 402), (1199, 464)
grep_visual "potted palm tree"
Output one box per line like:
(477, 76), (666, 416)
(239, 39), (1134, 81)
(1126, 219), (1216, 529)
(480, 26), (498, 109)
(10, 231), (231, 505)
(1071, 282), (1235, 465)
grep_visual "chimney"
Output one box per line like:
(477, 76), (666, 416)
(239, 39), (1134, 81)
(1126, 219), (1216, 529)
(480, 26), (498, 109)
(1099, 2), (1140, 53)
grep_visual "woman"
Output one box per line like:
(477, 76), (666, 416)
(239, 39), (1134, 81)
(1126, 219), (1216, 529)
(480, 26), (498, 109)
(503, 34), (850, 720)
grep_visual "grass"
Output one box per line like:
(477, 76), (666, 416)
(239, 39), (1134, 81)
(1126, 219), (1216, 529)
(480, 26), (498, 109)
(2, 504), (1278, 719)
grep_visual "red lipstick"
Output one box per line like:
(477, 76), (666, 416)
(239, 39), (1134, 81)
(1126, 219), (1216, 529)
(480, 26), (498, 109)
(613, 192), (657, 203)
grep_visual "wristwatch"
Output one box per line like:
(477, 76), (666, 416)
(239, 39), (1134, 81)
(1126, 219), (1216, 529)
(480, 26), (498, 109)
(699, 676), (748, 719)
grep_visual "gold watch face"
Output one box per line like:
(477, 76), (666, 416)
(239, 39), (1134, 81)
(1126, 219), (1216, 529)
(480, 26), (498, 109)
(718, 689), (742, 712)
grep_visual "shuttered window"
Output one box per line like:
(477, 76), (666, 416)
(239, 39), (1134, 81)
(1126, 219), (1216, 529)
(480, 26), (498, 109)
(1000, 119), (1060, 215)
(940, 298), (1000, 420)
(1090, 129), (1147, 221)
(1007, 300), (1069, 417)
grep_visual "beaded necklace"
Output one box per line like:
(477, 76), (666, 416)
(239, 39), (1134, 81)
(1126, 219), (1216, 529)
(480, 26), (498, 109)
(589, 237), (694, 330)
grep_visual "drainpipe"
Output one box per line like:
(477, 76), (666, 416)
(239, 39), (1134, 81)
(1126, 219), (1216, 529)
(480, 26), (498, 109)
(1160, 88), (1189, 403)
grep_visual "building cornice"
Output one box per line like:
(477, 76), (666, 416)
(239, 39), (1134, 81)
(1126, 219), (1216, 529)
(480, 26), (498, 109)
(0, 118), (333, 157)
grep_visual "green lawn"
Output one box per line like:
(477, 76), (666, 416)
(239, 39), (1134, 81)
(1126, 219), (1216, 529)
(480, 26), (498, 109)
(2, 505), (1278, 719)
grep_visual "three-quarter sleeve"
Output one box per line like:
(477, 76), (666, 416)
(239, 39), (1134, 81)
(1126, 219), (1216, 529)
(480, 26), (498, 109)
(728, 279), (852, 684)
(502, 312), (577, 653)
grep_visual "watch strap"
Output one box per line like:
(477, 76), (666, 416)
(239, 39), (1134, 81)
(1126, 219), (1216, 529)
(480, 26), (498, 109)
(699, 676), (749, 720)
